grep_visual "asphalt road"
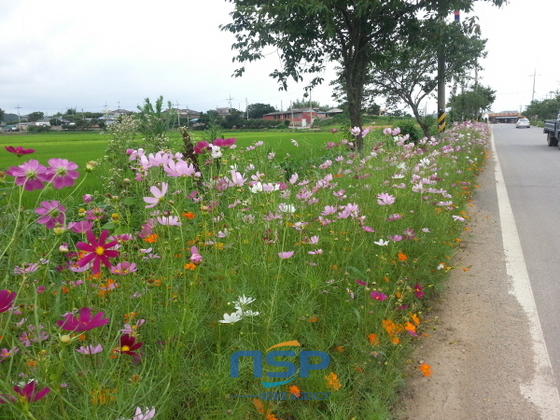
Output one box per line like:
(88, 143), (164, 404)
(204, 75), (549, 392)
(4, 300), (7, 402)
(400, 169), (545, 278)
(492, 123), (560, 389)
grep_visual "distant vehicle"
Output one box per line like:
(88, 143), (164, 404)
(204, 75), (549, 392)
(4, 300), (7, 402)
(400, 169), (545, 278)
(543, 112), (560, 147)
(516, 118), (530, 129)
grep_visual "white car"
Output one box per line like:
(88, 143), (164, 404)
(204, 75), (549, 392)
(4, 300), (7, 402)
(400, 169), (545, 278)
(516, 118), (530, 129)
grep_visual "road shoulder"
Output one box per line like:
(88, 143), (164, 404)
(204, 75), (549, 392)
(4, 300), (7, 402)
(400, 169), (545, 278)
(395, 149), (541, 420)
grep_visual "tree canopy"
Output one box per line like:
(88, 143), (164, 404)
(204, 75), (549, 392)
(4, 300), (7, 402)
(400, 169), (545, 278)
(523, 94), (560, 120)
(448, 85), (496, 122)
(246, 103), (276, 119)
(367, 17), (486, 137)
(222, 0), (506, 148)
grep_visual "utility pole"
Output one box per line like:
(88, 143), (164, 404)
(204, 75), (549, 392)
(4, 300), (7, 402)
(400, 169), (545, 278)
(530, 69), (539, 103)
(15, 104), (21, 124)
(226, 95), (234, 109)
(175, 101), (181, 127)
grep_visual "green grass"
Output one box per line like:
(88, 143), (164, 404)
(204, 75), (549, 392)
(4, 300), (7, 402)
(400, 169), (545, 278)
(0, 123), (488, 419)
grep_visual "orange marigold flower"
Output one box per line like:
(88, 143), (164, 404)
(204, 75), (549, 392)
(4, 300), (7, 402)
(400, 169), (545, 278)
(325, 372), (342, 391)
(143, 234), (159, 243)
(90, 388), (117, 405)
(335, 346), (345, 353)
(397, 252), (407, 261)
(404, 321), (417, 336)
(182, 212), (196, 219)
(419, 362), (432, 377)
(383, 276), (390, 282)
(288, 385), (302, 398)
(184, 262), (197, 271)
(308, 316), (319, 323)
(367, 333), (379, 346)
(411, 313), (421, 325)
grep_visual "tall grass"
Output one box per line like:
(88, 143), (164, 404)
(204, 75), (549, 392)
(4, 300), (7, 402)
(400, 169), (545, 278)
(0, 123), (488, 419)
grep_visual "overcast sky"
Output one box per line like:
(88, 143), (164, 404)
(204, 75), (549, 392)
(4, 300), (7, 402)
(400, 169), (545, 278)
(0, 0), (556, 117)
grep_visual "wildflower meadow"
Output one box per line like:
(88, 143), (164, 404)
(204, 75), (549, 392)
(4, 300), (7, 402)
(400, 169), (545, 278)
(0, 121), (489, 419)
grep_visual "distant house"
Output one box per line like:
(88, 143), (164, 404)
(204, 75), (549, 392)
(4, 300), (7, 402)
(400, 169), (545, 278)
(325, 108), (344, 118)
(263, 108), (326, 127)
(216, 107), (232, 116)
(35, 118), (51, 127)
(164, 108), (201, 121)
(487, 112), (520, 124)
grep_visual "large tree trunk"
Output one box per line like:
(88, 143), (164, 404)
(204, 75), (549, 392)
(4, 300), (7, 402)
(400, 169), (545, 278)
(344, 57), (368, 151)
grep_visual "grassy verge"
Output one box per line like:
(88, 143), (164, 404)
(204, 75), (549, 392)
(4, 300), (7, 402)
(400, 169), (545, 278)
(0, 122), (488, 419)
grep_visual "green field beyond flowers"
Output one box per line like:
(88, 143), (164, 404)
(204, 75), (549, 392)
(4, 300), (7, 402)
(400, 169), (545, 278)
(0, 123), (488, 419)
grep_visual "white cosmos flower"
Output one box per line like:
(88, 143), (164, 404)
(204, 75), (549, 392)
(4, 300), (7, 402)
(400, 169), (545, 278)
(233, 295), (255, 307)
(218, 312), (242, 324)
(373, 239), (389, 246)
(278, 203), (296, 213)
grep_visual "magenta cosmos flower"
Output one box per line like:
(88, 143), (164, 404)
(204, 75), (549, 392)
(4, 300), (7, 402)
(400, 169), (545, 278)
(370, 291), (387, 301)
(45, 158), (79, 189)
(35, 200), (66, 229)
(117, 334), (143, 356)
(5, 159), (49, 191)
(0, 290), (16, 313)
(0, 380), (50, 404)
(76, 229), (119, 274)
(56, 307), (110, 332)
(5, 146), (35, 157)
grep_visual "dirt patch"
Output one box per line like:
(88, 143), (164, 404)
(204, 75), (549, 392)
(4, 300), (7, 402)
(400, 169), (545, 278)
(395, 154), (542, 419)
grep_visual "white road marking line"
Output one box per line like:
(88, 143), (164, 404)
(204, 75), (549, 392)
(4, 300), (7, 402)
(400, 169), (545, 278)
(491, 129), (560, 418)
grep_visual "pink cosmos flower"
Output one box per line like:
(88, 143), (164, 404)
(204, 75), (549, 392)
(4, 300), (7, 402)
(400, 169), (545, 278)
(0, 380), (50, 404)
(370, 291), (387, 301)
(278, 251), (294, 259)
(68, 220), (93, 233)
(143, 182), (168, 208)
(0, 290), (16, 313)
(156, 216), (182, 226)
(110, 262), (138, 275)
(35, 200), (66, 228)
(76, 229), (119, 274)
(56, 307), (110, 332)
(6, 159), (49, 191)
(361, 226), (375, 233)
(387, 214), (403, 222)
(76, 344), (103, 355)
(190, 246), (203, 264)
(128, 407), (156, 420)
(0, 347), (19, 360)
(355, 279), (368, 286)
(376, 192), (396, 205)
(45, 158), (79, 189)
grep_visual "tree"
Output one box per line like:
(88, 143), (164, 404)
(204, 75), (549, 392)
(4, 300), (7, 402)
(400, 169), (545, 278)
(447, 85), (496, 122)
(222, 0), (505, 149)
(367, 17), (486, 137)
(246, 103), (276, 119)
(0, 108), (4, 123)
(27, 112), (45, 122)
(290, 98), (322, 110)
(523, 95), (560, 120)
(222, 0), (420, 150)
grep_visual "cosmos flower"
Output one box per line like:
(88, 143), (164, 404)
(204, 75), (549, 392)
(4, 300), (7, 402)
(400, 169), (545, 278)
(76, 344), (103, 355)
(56, 307), (110, 332)
(143, 182), (168, 208)
(0, 380), (50, 404)
(76, 230), (119, 274)
(370, 291), (387, 301)
(35, 200), (66, 228)
(4, 146), (35, 157)
(0, 290), (16, 313)
(218, 312), (242, 324)
(117, 334), (143, 356)
(5, 159), (49, 191)
(45, 158), (79, 189)
(376, 192), (396, 205)
(278, 251), (294, 259)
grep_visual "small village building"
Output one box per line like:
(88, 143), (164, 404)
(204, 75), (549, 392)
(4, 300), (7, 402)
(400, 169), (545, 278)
(487, 112), (521, 124)
(263, 108), (326, 127)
